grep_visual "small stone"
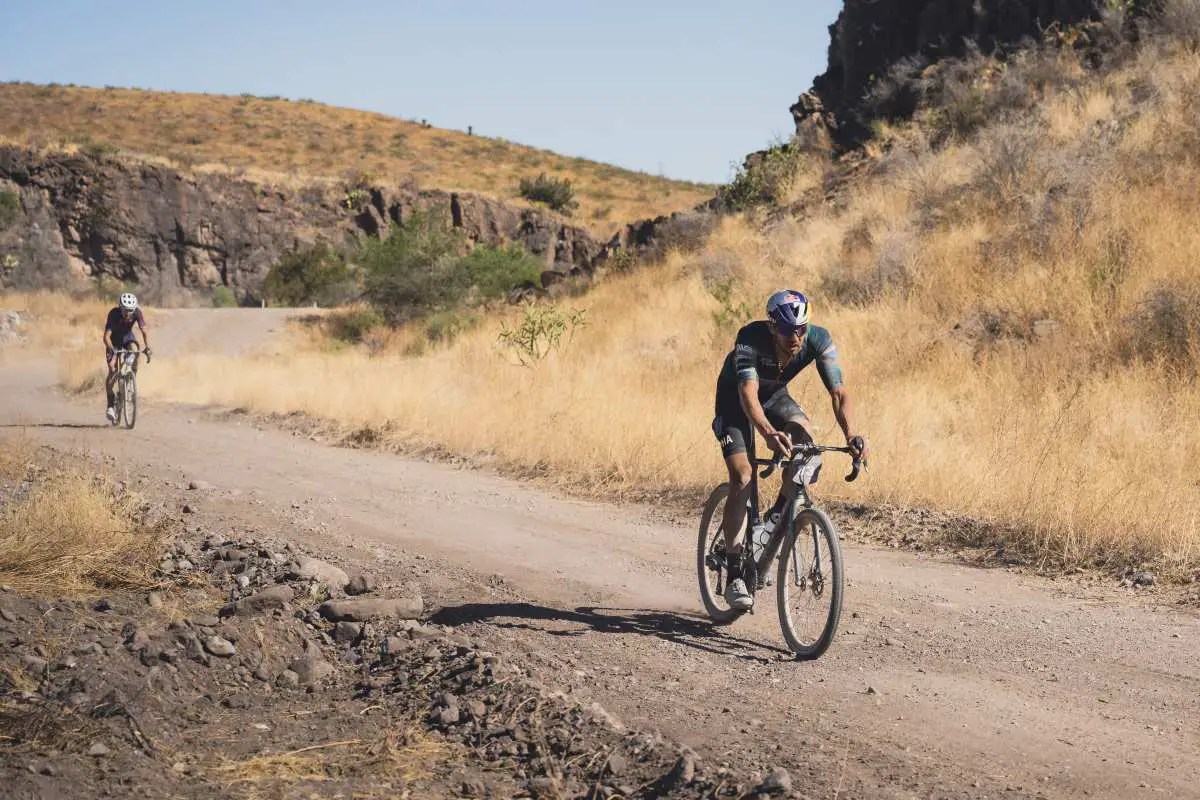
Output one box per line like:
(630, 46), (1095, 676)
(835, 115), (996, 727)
(74, 642), (105, 657)
(181, 504), (195, 514)
(467, 700), (487, 719)
(344, 574), (376, 596)
(382, 636), (409, 656)
(190, 614), (221, 628)
(1132, 571), (1156, 587)
(187, 480), (214, 491)
(146, 592), (164, 609)
(664, 754), (696, 788)
(605, 753), (629, 776)
(461, 778), (486, 798)
(757, 767), (792, 795)
(289, 557), (349, 588)
(866, 685), (879, 695)
(93, 598), (112, 612)
(159, 558), (177, 574)
(333, 621), (362, 644)
(0, 607), (16, 623)
(253, 666), (270, 682)
(224, 585), (293, 617)
(236, 576), (251, 588)
(204, 636), (237, 657)
(276, 669), (301, 689)
(39, 764), (57, 776)
(87, 742), (111, 757)
(176, 558), (194, 571)
(438, 706), (460, 726)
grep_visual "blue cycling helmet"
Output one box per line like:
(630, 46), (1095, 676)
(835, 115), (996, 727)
(765, 290), (810, 330)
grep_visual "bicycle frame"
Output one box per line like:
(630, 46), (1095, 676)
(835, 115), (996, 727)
(742, 439), (858, 596)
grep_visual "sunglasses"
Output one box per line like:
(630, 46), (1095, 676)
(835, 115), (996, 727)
(773, 323), (807, 338)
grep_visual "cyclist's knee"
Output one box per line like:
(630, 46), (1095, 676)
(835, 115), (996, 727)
(725, 457), (753, 491)
(785, 418), (813, 445)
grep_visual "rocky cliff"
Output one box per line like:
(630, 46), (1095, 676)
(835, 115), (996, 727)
(0, 146), (601, 305)
(795, 0), (1151, 147)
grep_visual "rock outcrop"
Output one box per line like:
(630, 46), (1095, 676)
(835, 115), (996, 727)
(0, 145), (600, 305)
(797, 0), (1153, 147)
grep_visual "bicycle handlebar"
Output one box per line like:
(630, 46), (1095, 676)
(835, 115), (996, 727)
(111, 348), (151, 364)
(757, 443), (866, 483)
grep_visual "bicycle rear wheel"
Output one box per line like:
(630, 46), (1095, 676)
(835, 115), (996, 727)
(776, 508), (843, 659)
(120, 374), (137, 429)
(696, 483), (747, 625)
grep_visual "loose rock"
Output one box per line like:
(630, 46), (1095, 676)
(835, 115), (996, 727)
(204, 636), (237, 657)
(318, 596), (423, 622)
(757, 767), (792, 795)
(289, 557), (349, 588)
(345, 574), (376, 596)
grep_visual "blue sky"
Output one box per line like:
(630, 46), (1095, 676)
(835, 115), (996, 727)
(0, 1), (842, 184)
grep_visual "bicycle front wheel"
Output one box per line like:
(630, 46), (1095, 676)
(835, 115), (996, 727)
(696, 483), (747, 626)
(776, 507), (843, 659)
(120, 374), (137, 429)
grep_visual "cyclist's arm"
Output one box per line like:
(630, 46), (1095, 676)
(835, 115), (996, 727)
(103, 327), (113, 350)
(135, 309), (150, 353)
(737, 379), (777, 441)
(814, 329), (867, 455)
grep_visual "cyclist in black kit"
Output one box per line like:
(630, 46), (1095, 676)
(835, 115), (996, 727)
(711, 290), (868, 610)
(103, 292), (152, 423)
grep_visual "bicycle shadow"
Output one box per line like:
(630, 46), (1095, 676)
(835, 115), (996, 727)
(0, 422), (110, 430)
(429, 602), (791, 663)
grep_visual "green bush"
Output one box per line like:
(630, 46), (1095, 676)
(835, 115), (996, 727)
(360, 210), (466, 323)
(719, 140), (807, 211)
(425, 310), (478, 343)
(518, 173), (578, 214)
(498, 305), (588, 366)
(264, 244), (354, 307)
(459, 244), (543, 302)
(211, 285), (238, 308)
(0, 190), (18, 232)
(324, 305), (384, 343)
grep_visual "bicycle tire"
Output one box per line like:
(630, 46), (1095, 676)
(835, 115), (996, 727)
(696, 483), (747, 626)
(775, 507), (843, 659)
(121, 373), (137, 429)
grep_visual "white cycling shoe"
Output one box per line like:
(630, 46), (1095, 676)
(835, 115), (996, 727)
(105, 406), (117, 424)
(724, 577), (754, 611)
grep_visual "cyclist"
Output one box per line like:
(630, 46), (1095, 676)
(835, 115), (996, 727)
(711, 289), (867, 610)
(103, 292), (151, 423)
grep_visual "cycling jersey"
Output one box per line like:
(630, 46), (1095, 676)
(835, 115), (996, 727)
(716, 320), (843, 402)
(104, 307), (145, 346)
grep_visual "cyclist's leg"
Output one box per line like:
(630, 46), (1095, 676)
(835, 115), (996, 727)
(764, 389), (817, 481)
(104, 347), (119, 410)
(712, 411), (754, 556)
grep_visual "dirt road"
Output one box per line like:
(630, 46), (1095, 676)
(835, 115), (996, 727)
(2, 309), (1197, 799)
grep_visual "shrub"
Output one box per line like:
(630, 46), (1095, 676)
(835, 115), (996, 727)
(1121, 285), (1200, 375)
(708, 279), (755, 333)
(0, 190), (18, 231)
(360, 210), (466, 323)
(1153, 0), (1200, 51)
(425, 310), (478, 343)
(211, 285), (238, 308)
(497, 305), (588, 366)
(719, 140), (807, 211)
(324, 304), (384, 343)
(518, 173), (578, 214)
(459, 244), (543, 302)
(263, 244), (354, 307)
(80, 139), (119, 159)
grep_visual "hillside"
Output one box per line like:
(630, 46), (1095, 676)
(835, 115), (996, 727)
(111, 3), (1200, 579)
(0, 82), (713, 234)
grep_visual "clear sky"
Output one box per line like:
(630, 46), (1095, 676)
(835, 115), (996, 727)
(0, 1), (843, 184)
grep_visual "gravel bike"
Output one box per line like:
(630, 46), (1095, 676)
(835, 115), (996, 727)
(110, 348), (148, 430)
(697, 440), (863, 659)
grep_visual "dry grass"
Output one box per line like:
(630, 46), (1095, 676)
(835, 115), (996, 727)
(209, 728), (453, 788)
(117, 41), (1200, 578)
(0, 82), (713, 235)
(0, 465), (164, 595)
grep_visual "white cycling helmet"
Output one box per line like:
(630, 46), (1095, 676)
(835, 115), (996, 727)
(119, 293), (138, 311)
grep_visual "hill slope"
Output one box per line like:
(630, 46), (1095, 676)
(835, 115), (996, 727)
(0, 82), (713, 234)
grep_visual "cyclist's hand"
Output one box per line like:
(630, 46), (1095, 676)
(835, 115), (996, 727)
(765, 430), (793, 456)
(848, 435), (869, 466)
(143, 346), (153, 362)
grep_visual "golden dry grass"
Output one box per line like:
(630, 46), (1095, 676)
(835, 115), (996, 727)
(0, 82), (714, 235)
(209, 729), (453, 788)
(0, 465), (163, 595)
(122, 44), (1200, 577)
